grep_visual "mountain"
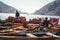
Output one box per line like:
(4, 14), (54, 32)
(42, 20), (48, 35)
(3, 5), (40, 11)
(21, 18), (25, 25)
(0, 1), (22, 13)
(34, 0), (60, 16)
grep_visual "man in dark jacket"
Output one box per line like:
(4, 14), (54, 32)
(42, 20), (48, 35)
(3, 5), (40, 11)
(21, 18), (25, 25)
(43, 17), (49, 27)
(15, 10), (20, 18)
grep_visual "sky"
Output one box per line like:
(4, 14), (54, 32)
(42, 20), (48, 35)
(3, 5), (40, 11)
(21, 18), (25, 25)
(0, 0), (54, 13)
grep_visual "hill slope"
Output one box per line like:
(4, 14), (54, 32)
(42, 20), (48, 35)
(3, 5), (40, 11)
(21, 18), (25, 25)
(34, 0), (60, 16)
(0, 1), (22, 13)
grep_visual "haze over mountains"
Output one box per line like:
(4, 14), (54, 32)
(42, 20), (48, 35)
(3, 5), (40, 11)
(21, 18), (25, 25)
(0, 0), (60, 16)
(34, 0), (60, 16)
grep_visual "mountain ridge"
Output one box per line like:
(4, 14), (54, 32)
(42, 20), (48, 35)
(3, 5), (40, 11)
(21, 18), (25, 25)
(34, 0), (60, 16)
(0, 1), (22, 13)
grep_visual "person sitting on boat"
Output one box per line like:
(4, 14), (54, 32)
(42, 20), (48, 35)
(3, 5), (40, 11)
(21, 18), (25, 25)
(43, 17), (49, 28)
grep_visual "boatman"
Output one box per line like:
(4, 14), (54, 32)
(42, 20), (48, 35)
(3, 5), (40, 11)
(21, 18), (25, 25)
(15, 10), (20, 19)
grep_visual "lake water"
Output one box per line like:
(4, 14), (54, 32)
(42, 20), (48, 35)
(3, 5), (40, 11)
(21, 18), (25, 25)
(0, 13), (60, 24)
